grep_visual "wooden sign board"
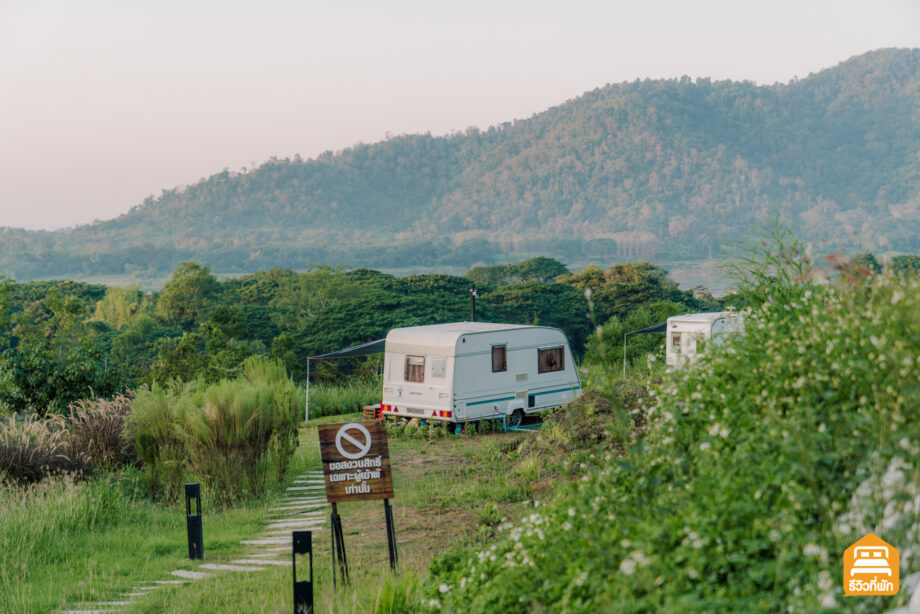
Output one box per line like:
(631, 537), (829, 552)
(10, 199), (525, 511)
(318, 421), (394, 503)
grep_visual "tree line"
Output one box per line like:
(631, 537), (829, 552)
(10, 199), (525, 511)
(0, 257), (718, 416)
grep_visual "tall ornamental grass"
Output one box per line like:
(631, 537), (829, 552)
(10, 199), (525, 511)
(243, 356), (301, 481)
(128, 383), (187, 500)
(425, 242), (920, 613)
(1, 396), (135, 484)
(184, 380), (276, 502)
(308, 378), (380, 419)
(0, 416), (76, 483)
(130, 357), (301, 503)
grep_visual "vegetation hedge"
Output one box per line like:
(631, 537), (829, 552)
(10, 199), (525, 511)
(128, 358), (301, 503)
(425, 248), (920, 612)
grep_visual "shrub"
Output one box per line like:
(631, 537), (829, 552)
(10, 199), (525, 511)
(0, 415), (83, 483)
(307, 379), (381, 419)
(130, 363), (301, 504)
(184, 379), (276, 503)
(425, 243), (920, 612)
(243, 357), (301, 481)
(128, 384), (187, 500)
(65, 395), (135, 471)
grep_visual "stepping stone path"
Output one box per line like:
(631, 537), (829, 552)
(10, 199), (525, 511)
(58, 468), (327, 613)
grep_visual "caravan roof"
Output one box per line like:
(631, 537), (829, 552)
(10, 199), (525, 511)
(385, 322), (552, 355)
(668, 312), (736, 325)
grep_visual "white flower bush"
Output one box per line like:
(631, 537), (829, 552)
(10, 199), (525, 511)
(423, 241), (920, 613)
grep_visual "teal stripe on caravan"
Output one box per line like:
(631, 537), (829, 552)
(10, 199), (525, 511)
(534, 386), (579, 397)
(466, 396), (516, 407)
(463, 386), (577, 407)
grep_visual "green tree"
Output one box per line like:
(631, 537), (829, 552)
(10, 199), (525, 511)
(466, 257), (570, 287)
(583, 300), (689, 368)
(480, 282), (592, 355)
(154, 261), (221, 329)
(891, 254), (920, 277)
(269, 266), (360, 331)
(0, 340), (124, 416)
(560, 262), (701, 322)
(92, 285), (150, 329)
(0, 278), (13, 348)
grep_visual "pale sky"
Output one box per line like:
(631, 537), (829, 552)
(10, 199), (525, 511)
(1, 0), (918, 231)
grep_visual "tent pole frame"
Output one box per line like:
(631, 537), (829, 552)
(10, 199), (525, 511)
(623, 333), (627, 378)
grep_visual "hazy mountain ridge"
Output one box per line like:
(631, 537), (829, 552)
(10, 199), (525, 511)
(2, 48), (919, 280)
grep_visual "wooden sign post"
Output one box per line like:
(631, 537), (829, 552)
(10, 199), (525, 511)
(318, 421), (397, 585)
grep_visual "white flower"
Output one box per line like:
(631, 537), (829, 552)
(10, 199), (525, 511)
(700, 442), (711, 451)
(575, 571), (588, 586)
(803, 543), (821, 556)
(562, 522), (572, 531)
(568, 507), (576, 517)
(619, 559), (636, 575)
(439, 583), (451, 593)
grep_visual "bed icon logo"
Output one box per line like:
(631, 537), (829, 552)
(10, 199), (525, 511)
(844, 533), (898, 596)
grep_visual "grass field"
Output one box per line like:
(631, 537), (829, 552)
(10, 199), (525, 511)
(1, 411), (563, 613)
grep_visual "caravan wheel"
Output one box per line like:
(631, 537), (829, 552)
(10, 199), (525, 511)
(506, 409), (524, 428)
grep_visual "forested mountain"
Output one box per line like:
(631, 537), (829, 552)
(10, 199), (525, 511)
(3, 48), (919, 280)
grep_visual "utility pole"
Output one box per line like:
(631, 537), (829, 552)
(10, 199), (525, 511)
(469, 286), (478, 322)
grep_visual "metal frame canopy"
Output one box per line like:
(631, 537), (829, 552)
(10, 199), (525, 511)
(311, 338), (386, 360)
(306, 338), (386, 421)
(624, 322), (667, 337)
(622, 321), (667, 377)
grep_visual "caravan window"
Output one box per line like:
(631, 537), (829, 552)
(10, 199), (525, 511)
(431, 356), (447, 378)
(405, 355), (425, 382)
(538, 346), (564, 373)
(671, 333), (681, 353)
(492, 345), (507, 372)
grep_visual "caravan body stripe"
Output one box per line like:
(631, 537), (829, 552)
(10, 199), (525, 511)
(460, 386), (579, 407)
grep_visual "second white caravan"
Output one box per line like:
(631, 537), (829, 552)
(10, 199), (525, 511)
(380, 322), (581, 428)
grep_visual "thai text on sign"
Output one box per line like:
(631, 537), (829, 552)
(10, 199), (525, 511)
(318, 421), (394, 503)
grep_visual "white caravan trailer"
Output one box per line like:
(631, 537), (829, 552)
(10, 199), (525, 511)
(380, 322), (581, 428)
(665, 312), (743, 369)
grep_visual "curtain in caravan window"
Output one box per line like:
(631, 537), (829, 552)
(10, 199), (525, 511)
(492, 345), (507, 372)
(537, 346), (564, 373)
(405, 355), (425, 382)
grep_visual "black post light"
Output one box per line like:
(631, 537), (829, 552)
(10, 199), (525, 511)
(292, 530), (314, 614)
(185, 483), (204, 560)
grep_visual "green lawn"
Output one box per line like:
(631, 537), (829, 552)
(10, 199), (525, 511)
(2, 413), (555, 613)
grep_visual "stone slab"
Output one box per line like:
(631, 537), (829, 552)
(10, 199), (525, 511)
(170, 569), (213, 580)
(198, 563), (262, 572)
(243, 552), (282, 558)
(265, 518), (324, 531)
(231, 558), (292, 567)
(241, 538), (291, 545)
